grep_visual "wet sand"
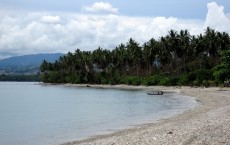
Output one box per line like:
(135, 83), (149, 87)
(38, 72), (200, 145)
(61, 85), (230, 145)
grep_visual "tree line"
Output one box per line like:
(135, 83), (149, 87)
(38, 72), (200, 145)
(0, 74), (40, 82)
(40, 27), (230, 86)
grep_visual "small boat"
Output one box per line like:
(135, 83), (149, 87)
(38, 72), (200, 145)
(147, 91), (164, 95)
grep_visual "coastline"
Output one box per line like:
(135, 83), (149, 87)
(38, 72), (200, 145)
(60, 85), (230, 145)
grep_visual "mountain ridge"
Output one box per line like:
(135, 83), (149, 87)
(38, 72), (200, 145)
(0, 53), (63, 74)
(0, 53), (63, 68)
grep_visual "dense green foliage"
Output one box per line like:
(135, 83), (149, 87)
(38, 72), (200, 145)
(213, 49), (230, 83)
(40, 27), (230, 86)
(0, 74), (40, 82)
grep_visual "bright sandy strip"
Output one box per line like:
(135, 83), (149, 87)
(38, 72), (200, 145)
(61, 85), (230, 145)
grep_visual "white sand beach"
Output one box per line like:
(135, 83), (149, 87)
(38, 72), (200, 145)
(62, 86), (230, 145)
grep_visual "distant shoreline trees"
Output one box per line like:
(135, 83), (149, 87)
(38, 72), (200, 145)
(40, 27), (230, 86)
(0, 74), (40, 82)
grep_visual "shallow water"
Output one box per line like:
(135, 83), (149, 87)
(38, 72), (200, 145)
(0, 82), (197, 145)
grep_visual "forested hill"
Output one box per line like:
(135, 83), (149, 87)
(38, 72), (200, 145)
(0, 53), (63, 69)
(40, 27), (230, 86)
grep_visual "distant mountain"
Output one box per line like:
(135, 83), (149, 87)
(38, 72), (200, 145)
(0, 53), (63, 74)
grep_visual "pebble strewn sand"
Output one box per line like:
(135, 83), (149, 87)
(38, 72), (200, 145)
(61, 86), (230, 145)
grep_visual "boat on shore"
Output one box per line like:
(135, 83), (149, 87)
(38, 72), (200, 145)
(147, 91), (164, 95)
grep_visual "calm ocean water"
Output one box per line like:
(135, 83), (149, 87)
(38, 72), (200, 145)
(0, 82), (197, 145)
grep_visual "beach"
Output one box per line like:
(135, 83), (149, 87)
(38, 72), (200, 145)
(62, 86), (230, 145)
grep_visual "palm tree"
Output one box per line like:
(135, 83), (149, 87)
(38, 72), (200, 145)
(216, 31), (230, 51)
(178, 29), (191, 74)
(142, 38), (158, 75)
(126, 38), (142, 76)
(204, 27), (219, 67)
(81, 51), (94, 83)
(157, 36), (171, 73)
(112, 43), (127, 75)
(167, 30), (181, 74)
(40, 60), (49, 73)
(192, 34), (207, 70)
(92, 47), (111, 72)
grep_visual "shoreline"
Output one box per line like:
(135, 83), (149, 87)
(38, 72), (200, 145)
(60, 85), (230, 145)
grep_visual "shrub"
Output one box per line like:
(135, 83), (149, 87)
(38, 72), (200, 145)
(141, 77), (150, 86)
(47, 72), (64, 83)
(125, 77), (133, 85)
(150, 75), (161, 85)
(194, 69), (213, 85)
(159, 77), (171, 86)
(169, 77), (179, 86)
(74, 76), (81, 84)
(193, 80), (199, 86)
(132, 78), (141, 86)
(101, 78), (109, 84)
(178, 75), (188, 85)
(202, 80), (210, 87)
(187, 72), (196, 82)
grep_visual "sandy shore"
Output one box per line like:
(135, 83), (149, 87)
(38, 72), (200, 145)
(61, 85), (230, 145)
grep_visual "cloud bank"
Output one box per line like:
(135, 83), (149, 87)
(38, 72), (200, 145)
(41, 15), (61, 24)
(82, 2), (118, 14)
(204, 2), (230, 31)
(0, 2), (229, 59)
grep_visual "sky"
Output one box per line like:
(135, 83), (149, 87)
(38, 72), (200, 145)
(0, 0), (230, 59)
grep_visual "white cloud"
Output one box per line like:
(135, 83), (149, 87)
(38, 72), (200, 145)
(41, 15), (61, 23)
(226, 13), (230, 19)
(204, 2), (230, 32)
(82, 2), (118, 14)
(0, 2), (230, 59)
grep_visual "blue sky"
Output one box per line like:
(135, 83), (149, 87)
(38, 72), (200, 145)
(0, 0), (230, 59)
(1, 0), (229, 18)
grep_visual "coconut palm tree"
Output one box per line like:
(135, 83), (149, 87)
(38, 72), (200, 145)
(142, 38), (158, 75)
(112, 43), (127, 75)
(158, 36), (171, 73)
(167, 30), (181, 74)
(177, 29), (191, 74)
(126, 38), (142, 76)
(204, 27), (219, 67)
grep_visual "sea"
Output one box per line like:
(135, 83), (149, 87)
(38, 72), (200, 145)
(0, 82), (197, 145)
